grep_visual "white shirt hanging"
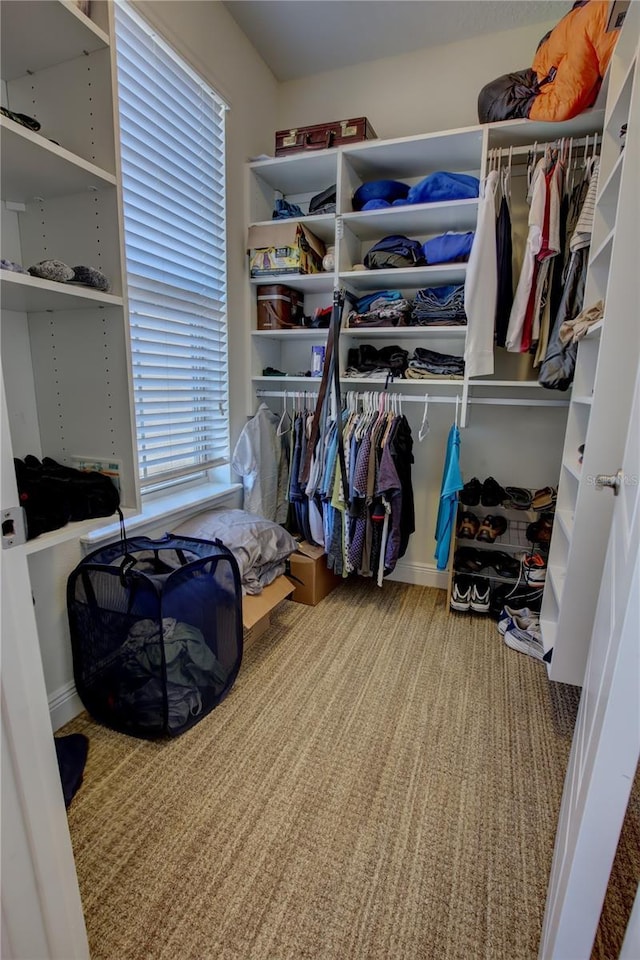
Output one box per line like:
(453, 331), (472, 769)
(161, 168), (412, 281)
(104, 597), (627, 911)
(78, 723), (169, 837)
(464, 169), (498, 378)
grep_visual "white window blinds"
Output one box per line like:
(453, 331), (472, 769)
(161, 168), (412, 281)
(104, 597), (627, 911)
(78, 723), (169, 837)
(114, 1), (229, 486)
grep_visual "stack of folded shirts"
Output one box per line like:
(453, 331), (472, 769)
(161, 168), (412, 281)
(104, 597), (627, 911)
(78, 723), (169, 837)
(410, 284), (466, 325)
(405, 347), (465, 379)
(347, 290), (412, 328)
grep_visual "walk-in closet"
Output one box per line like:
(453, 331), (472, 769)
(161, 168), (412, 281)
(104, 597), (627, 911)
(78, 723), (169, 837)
(2, 2), (638, 959)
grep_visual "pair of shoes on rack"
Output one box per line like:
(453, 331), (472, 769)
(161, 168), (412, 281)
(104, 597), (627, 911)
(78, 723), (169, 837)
(450, 574), (490, 613)
(460, 477), (508, 508)
(523, 552), (547, 585)
(454, 547), (520, 579)
(531, 486), (557, 511)
(526, 513), (554, 545)
(499, 609), (544, 660)
(457, 511), (508, 543)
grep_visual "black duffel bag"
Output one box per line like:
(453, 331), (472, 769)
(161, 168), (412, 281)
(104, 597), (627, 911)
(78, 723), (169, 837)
(14, 455), (120, 539)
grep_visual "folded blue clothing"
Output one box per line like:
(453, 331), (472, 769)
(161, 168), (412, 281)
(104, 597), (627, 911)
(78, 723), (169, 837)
(272, 197), (304, 219)
(406, 172), (479, 205)
(353, 179), (409, 211)
(362, 199), (393, 211)
(355, 290), (403, 313)
(423, 231), (474, 265)
(414, 284), (464, 306)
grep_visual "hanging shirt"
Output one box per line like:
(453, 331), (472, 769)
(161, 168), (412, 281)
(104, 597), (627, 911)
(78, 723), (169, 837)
(464, 169), (498, 378)
(231, 403), (284, 522)
(505, 157), (547, 352)
(434, 423), (463, 571)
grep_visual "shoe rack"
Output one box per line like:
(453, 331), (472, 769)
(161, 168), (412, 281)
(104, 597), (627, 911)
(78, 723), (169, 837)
(448, 479), (555, 616)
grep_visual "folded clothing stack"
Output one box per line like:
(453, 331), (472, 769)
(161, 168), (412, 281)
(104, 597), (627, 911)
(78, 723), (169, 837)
(345, 344), (409, 379)
(411, 284), (466, 325)
(347, 290), (412, 328)
(405, 347), (465, 379)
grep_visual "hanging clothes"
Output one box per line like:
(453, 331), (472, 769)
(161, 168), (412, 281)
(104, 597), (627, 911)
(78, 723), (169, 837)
(231, 403), (288, 522)
(505, 155), (547, 352)
(495, 166), (514, 348)
(538, 158), (599, 390)
(434, 421), (463, 571)
(464, 168), (498, 378)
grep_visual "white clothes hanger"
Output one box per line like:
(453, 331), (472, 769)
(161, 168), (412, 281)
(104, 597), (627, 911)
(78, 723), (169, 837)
(276, 389), (291, 436)
(418, 394), (430, 442)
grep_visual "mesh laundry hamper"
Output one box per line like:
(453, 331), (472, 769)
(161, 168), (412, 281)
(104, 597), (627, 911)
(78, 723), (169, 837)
(67, 534), (243, 738)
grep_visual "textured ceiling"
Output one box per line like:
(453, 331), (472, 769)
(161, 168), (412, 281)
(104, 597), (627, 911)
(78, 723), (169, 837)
(223, 0), (567, 82)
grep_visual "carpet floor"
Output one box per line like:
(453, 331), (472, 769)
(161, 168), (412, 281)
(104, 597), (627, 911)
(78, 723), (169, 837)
(61, 581), (637, 960)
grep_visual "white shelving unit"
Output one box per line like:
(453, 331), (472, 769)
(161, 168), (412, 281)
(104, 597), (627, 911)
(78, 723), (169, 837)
(538, 8), (640, 684)
(1, 0), (139, 547)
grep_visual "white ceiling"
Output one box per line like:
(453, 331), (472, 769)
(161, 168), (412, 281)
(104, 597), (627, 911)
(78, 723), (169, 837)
(223, 0), (567, 82)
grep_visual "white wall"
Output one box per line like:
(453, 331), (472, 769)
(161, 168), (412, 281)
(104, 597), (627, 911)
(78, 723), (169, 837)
(277, 20), (557, 138)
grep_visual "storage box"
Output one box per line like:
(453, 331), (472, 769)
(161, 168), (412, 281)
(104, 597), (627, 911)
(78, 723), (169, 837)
(242, 575), (295, 644)
(288, 543), (342, 606)
(257, 284), (305, 330)
(275, 117), (377, 156)
(248, 222), (325, 277)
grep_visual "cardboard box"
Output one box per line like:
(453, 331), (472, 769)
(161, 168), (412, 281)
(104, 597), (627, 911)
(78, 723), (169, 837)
(288, 544), (342, 606)
(248, 222), (325, 278)
(242, 575), (295, 644)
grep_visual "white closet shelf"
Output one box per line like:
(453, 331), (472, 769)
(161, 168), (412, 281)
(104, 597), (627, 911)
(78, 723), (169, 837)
(597, 149), (624, 216)
(540, 617), (557, 657)
(468, 379), (544, 387)
(252, 376), (322, 385)
(1, 117), (117, 202)
(572, 394), (594, 405)
(249, 149), (338, 193)
(548, 564), (566, 604)
(0, 0), (109, 81)
(487, 110), (605, 148)
(556, 508), (575, 540)
(1, 271), (123, 312)
(343, 376), (464, 388)
(252, 329), (329, 340)
(343, 326), (467, 339)
(340, 264), (467, 292)
(589, 228), (615, 269)
(22, 507), (139, 556)
(249, 214), (335, 244)
(249, 273), (335, 293)
(562, 458), (582, 481)
(341, 199), (478, 239)
(583, 319), (604, 338)
(341, 127), (484, 178)
(604, 52), (636, 134)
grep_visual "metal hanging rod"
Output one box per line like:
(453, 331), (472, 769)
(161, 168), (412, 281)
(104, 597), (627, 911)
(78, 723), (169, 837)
(255, 389), (568, 408)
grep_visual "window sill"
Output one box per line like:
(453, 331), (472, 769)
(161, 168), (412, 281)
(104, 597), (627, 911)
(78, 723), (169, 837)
(81, 481), (242, 549)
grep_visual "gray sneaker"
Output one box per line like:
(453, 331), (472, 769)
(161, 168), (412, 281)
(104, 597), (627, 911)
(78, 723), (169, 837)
(503, 620), (544, 660)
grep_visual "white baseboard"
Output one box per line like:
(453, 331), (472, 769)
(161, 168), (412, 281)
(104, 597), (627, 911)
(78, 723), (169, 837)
(386, 560), (448, 589)
(48, 681), (83, 732)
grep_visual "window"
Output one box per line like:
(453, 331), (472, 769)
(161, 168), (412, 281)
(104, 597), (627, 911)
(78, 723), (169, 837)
(114, 1), (229, 488)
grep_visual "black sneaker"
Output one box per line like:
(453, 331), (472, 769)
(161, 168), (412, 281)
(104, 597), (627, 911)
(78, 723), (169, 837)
(450, 574), (472, 612)
(460, 477), (481, 506)
(481, 476), (508, 507)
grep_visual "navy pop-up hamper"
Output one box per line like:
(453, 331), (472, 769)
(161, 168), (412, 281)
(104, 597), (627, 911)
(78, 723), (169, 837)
(67, 534), (243, 738)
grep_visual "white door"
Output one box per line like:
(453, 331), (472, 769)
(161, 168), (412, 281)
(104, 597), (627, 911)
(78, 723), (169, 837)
(539, 360), (640, 959)
(0, 373), (89, 959)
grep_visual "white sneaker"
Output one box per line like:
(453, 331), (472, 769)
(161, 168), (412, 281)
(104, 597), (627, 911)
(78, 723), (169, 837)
(503, 620), (545, 660)
(498, 605), (539, 636)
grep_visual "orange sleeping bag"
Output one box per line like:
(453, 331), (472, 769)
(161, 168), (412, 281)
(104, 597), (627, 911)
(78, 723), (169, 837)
(529, 0), (619, 122)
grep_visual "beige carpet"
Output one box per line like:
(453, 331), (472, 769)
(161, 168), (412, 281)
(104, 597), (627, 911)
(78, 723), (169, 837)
(60, 581), (634, 960)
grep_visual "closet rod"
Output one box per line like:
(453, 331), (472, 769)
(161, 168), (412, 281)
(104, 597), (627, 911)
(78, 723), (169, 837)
(255, 389), (568, 407)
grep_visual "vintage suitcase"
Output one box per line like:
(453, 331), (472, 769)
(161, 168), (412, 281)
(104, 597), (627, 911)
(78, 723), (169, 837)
(256, 284), (304, 330)
(275, 117), (377, 156)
